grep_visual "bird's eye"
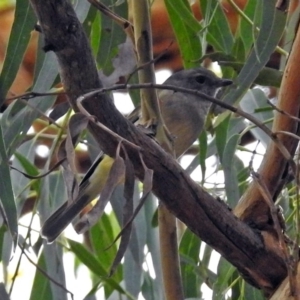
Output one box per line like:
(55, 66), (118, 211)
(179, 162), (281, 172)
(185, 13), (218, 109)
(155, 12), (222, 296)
(195, 75), (206, 84)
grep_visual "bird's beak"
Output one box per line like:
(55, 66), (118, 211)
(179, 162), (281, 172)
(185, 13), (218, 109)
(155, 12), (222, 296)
(220, 79), (233, 87)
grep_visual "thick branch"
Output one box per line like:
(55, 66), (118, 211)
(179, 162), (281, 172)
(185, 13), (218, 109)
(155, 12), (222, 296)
(234, 21), (300, 223)
(30, 0), (287, 294)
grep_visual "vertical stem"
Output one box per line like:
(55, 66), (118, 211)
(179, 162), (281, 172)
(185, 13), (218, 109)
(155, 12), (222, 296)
(130, 0), (160, 122)
(130, 1), (184, 299)
(159, 203), (184, 300)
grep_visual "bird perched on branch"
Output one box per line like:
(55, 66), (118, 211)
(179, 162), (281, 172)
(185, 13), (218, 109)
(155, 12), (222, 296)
(41, 67), (232, 243)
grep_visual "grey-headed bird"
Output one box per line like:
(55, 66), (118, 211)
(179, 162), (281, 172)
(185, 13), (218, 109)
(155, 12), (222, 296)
(41, 67), (232, 243)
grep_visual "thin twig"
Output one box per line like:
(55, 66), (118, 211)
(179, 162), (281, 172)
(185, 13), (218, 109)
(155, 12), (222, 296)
(5, 90), (66, 102)
(20, 247), (74, 299)
(267, 99), (300, 123)
(10, 158), (65, 179)
(88, 0), (134, 42)
(17, 98), (63, 128)
(126, 41), (175, 84)
(79, 82), (297, 174)
(275, 131), (300, 140)
(76, 96), (141, 152)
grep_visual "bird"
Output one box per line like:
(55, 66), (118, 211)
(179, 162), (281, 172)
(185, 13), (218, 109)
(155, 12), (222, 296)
(41, 67), (232, 243)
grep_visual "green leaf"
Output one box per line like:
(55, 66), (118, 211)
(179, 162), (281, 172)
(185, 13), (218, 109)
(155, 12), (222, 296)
(0, 226), (7, 262)
(1, 52), (58, 156)
(219, 61), (283, 87)
(164, 0), (202, 68)
(89, 11), (101, 59)
(42, 243), (67, 300)
(68, 239), (130, 297)
(10, 141), (40, 221)
(224, 0), (287, 106)
(241, 281), (264, 300)
(14, 149), (40, 198)
(90, 212), (119, 271)
(215, 115), (230, 162)
(29, 253), (53, 300)
(38, 172), (67, 224)
(96, 0), (128, 75)
(37, 172), (69, 298)
(0, 124), (17, 248)
(179, 229), (201, 298)
(213, 257), (236, 299)
(0, 0), (36, 105)
(240, 89), (274, 148)
(123, 184), (147, 298)
(165, 0), (202, 32)
(239, 0), (259, 53)
(199, 130), (208, 183)
(222, 134), (241, 206)
(200, 0), (234, 53)
(144, 194), (164, 300)
(68, 238), (108, 273)
(231, 37), (246, 62)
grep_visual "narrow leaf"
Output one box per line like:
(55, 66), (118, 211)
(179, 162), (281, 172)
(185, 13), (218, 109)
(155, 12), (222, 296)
(215, 116), (230, 163)
(222, 134), (241, 206)
(109, 158), (135, 275)
(199, 130), (207, 182)
(0, 124), (17, 248)
(164, 0), (202, 68)
(223, 0), (287, 106)
(0, 0), (36, 104)
(68, 239), (131, 296)
(239, 0), (258, 53)
(0, 283), (10, 300)
(240, 89), (273, 148)
(29, 253), (54, 300)
(179, 229), (201, 298)
(200, 0), (234, 53)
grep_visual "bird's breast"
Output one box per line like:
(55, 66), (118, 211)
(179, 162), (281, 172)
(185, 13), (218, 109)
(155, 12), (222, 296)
(160, 97), (209, 157)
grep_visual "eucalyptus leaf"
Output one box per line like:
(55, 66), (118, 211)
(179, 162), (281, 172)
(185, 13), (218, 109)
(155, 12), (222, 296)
(223, 0), (287, 106)
(179, 229), (202, 298)
(0, 0), (36, 105)
(239, 0), (258, 53)
(29, 253), (53, 300)
(1, 51), (58, 156)
(222, 134), (241, 206)
(39, 174), (68, 300)
(200, 0), (234, 53)
(164, 0), (202, 68)
(97, 0), (128, 75)
(0, 124), (17, 248)
(240, 89), (273, 148)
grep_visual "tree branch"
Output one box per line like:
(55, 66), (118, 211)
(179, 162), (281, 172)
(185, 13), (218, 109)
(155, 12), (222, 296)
(30, 0), (287, 294)
(234, 15), (300, 233)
